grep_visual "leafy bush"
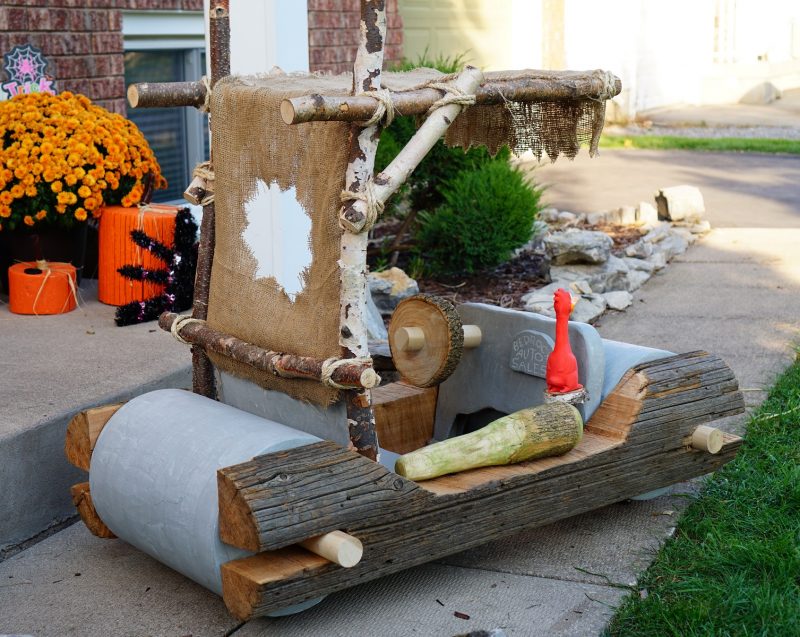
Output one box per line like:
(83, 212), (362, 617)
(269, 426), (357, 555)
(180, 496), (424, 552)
(415, 160), (541, 275)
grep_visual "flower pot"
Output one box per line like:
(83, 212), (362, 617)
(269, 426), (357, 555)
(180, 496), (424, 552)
(0, 223), (87, 293)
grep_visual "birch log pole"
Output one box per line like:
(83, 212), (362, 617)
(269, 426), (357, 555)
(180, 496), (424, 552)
(339, 0), (387, 460)
(190, 0), (231, 399)
(340, 66), (484, 233)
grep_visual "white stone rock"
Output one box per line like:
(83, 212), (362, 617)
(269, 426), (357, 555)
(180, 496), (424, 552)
(604, 208), (623, 225)
(603, 290), (633, 311)
(690, 220), (712, 234)
(539, 207), (560, 223)
(655, 185), (705, 222)
(521, 280), (593, 307)
(643, 222), (671, 244)
(636, 201), (659, 228)
(586, 211), (608, 226)
(557, 211), (579, 225)
(660, 232), (690, 259)
(367, 267), (419, 316)
(648, 251), (668, 270)
(626, 269), (652, 292)
(544, 229), (613, 265)
(550, 255), (629, 293)
(670, 226), (697, 245)
(366, 288), (388, 340)
(625, 239), (654, 259)
(571, 294), (607, 324)
(619, 205), (637, 225)
(623, 256), (656, 273)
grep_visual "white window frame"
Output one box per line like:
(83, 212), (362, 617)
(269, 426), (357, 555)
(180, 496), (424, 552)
(122, 11), (207, 205)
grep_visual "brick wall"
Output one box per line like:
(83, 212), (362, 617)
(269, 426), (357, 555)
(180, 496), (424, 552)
(0, 0), (203, 114)
(308, 0), (404, 74)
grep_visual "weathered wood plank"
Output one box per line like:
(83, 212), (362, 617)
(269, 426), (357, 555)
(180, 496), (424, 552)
(64, 403), (123, 471)
(220, 435), (741, 619)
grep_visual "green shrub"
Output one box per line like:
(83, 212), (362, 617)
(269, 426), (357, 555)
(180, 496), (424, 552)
(415, 160), (541, 275)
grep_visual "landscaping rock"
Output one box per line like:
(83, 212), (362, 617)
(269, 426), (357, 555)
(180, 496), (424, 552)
(365, 289), (388, 340)
(571, 293), (607, 324)
(368, 267), (419, 315)
(625, 239), (654, 259)
(626, 269), (652, 292)
(690, 220), (712, 234)
(619, 205), (637, 225)
(623, 256), (656, 273)
(586, 211), (608, 226)
(648, 251), (668, 270)
(538, 207), (560, 223)
(603, 290), (633, 311)
(557, 211), (579, 225)
(670, 226), (697, 245)
(643, 222), (671, 244)
(659, 231), (690, 260)
(636, 201), (659, 227)
(544, 229), (613, 265)
(655, 185), (705, 222)
(550, 255), (629, 293)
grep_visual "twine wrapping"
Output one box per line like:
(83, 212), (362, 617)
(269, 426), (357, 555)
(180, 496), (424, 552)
(359, 88), (396, 127)
(425, 81), (477, 115)
(321, 356), (374, 390)
(192, 161), (215, 206)
(200, 75), (212, 113)
(170, 314), (206, 345)
(340, 179), (384, 233)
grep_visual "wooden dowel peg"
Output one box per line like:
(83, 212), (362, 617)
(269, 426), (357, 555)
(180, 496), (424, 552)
(299, 530), (363, 568)
(462, 324), (482, 348)
(691, 425), (723, 454)
(395, 324), (481, 352)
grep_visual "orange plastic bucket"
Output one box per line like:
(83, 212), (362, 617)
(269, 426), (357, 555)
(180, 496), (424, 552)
(8, 261), (77, 315)
(98, 205), (178, 306)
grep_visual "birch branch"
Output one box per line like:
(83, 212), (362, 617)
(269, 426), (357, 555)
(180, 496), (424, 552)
(340, 66), (485, 233)
(339, 0), (387, 461)
(281, 70), (622, 125)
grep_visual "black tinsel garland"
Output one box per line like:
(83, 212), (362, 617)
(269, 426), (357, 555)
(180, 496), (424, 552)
(114, 208), (199, 326)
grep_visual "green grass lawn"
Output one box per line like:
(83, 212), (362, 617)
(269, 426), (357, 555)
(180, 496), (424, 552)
(600, 135), (800, 155)
(606, 358), (800, 637)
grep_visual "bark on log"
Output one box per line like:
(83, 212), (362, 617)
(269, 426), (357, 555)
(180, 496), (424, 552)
(281, 70), (622, 125)
(159, 313), (379, 389)
(71, 482), (116, 539)
(127, 81), (206, 110)
(395, 403), (583, 481)
(388, 294), (464, 388)
(64, 403), (123, 471)
(217, 351), (744, 619)
(339, 0), (388, 461)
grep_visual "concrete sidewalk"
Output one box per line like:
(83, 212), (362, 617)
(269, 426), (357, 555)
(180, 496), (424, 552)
(1, 149), (799, 636)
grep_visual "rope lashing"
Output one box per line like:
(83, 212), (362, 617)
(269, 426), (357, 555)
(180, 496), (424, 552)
(170, 314), (206, 345)
(192, 161), (215, 206)
(200, 75), (212, 113)
(321, 356), (374, 390)
(359, 88), (396, 127)
(340, 179), (384, 232)
(425, 82), (477, 115)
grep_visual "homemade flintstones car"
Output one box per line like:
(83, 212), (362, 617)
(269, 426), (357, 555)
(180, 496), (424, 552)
(64, 0), (745, 621)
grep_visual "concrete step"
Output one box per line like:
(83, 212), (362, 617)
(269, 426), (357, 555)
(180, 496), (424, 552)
(0, 281), (190, 555)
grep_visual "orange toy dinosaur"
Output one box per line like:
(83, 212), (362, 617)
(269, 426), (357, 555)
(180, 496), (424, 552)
(545, 288), (583, 394)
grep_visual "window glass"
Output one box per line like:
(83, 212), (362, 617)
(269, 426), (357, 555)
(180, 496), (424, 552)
(124, 50), (208, 203)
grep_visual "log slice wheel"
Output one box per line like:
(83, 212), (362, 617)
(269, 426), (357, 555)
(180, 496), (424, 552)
(388, 294), (464, 387)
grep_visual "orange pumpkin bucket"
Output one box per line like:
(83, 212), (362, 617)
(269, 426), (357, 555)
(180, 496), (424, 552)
(8, 261), (78, 315)
(98, 205), (178, 306)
